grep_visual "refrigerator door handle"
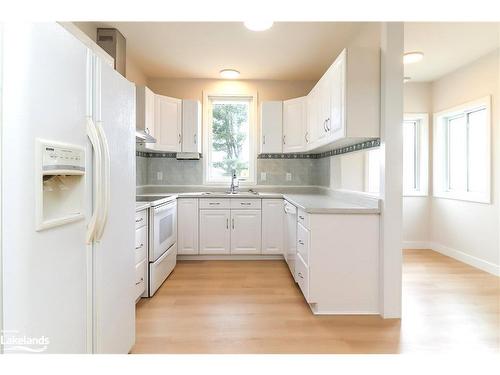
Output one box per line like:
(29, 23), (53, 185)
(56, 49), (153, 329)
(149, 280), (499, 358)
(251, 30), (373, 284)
(95, 121), (111, 241)
(86, 117), (102, 244)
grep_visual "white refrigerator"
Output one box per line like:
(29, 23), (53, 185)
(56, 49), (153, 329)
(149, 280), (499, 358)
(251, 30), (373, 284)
(1, 23), (136, 353)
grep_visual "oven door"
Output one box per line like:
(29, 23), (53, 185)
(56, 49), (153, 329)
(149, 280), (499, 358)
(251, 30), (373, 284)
(151, 200), (177, 262)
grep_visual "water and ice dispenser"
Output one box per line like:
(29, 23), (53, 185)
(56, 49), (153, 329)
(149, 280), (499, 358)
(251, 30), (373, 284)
(36, 140), (86, 231)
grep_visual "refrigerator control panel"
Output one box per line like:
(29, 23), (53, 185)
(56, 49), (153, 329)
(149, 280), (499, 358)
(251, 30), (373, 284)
(36, 139), (86, 231)
(42, 142), (85, 175)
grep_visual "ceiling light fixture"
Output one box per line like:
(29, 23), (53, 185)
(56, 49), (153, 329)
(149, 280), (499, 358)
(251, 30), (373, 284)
(244, 20), (274, 31)
(403, 51), (424, 64)
(219, 69), (240, 79)
(404, 77), (411, 83)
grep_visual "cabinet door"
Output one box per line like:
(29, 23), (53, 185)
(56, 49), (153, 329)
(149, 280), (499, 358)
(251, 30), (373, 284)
(261, 199), (284, 255)
(144, 86), (155, 137)
(307, 87), (320, 146)
(329, 51), (346, 141)
(181, 99), (201, 153)
(283, 96), (307, 153)
(230, 210), (262, 254)
(177, 198), (199, 255)
(199, 209), (230, 254)
(154, 94), (182, 152)
(317, 76), (330, 141)
(260, 101), (283, 154)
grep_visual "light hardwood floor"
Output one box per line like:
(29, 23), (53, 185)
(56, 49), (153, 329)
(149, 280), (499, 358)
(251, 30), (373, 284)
(132, 250), (500, 354)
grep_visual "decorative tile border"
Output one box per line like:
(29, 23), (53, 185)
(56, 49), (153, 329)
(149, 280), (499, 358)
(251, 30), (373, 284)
(137, 139), (380, 159)
(136, 151), (202, 158)
(258, 139), (380, 159)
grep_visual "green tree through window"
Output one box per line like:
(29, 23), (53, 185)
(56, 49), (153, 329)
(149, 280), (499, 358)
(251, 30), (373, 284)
(211, 101), (249, 177)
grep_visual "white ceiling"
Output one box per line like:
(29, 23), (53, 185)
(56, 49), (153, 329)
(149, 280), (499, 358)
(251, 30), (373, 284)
(94, 22), (362, 80)
(404, 22), (499, 82)
(89, 22), (499, 83)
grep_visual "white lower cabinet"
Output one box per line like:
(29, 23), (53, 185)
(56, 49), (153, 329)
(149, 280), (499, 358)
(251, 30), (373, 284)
(177, 198), (199, 255)
(261, 199), (284, 255)
(135, 208), (149, 301)
(230, 210), (261, 254)
(199, 209), (231, 254)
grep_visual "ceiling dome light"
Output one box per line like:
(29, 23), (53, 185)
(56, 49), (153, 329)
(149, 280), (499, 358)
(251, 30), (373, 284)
(219, 69), (240, 79)
(244, 20), (274, 31)
(404, 77), (411, 83)
(403, 51), (424, 64)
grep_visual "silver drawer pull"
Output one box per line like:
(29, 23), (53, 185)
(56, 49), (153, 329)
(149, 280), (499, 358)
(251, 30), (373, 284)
(209, 202), (220, 205)
(299, 215), (304, 220)
(240, 202), (251, 206)
(298, 240), (304, 245)
(298, 272), (304, 279)
(135, 243), (144, 250)
(135, 277), (144, 286)
(135, 217), (143, 223)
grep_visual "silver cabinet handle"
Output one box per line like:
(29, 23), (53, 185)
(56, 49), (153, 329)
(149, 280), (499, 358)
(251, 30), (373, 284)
(305, 131), (309, 143)
(298, 240), (304, 245)
(299, 215), (304, 220)
(283, 135), (286, 145)
(262, 135), (266, 145)
(226, 218), (229, 229)
(326, 118), (331, 131)
(209, 202), (220, 205)
(194, 134), (197, 144)
(232, 218), (235, 229)
(323, 120), (327, 132)
(135, 217), (143, 223)
(135, 277), (144, 286)
(135, 243), (144, 250)
(298, 272), (304, 279)
(240, 202), (251, 206)
(178, 133), (182, 144)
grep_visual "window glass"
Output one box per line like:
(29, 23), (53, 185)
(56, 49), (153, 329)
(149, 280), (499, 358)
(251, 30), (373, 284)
(447, 115), (467, 191)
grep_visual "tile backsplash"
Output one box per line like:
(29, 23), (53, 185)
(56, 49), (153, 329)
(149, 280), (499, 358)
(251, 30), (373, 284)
(136, 156), (330, 186)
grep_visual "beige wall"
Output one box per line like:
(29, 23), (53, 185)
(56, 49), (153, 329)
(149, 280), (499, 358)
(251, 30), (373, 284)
(73, 22), (147, 85)
(146, 78), (315, 101)
(430, 49), (499, 268)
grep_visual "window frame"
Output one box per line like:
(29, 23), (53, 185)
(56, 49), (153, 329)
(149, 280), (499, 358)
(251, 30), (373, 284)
(403, 113), (429, 197)
(433, 96), (491, 204)
(202, 91), (258, 185)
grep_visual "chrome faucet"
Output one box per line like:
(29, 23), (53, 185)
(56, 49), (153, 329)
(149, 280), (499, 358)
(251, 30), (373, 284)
(228, 169), (239, 194)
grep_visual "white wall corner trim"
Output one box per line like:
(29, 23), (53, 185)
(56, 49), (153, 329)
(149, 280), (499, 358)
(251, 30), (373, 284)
(379, 22), (404, 319)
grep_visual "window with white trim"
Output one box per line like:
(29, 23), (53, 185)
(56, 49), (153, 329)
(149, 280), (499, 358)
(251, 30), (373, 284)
(433, 97), (491, 203)
(203, 94), (256, 184)
(403, 114), (429, 196)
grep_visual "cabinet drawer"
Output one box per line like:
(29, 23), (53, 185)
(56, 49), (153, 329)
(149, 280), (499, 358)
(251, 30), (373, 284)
(297, 209), (309, 229)
(134, 259), (147, 300)
(230, 199), (262, 209)
(135, 225), (148, 264)
(297, 223), (310, 265)
(135, 209), (147, 229)
(295, 253), (310, 302)
(199, 198), (231, 209)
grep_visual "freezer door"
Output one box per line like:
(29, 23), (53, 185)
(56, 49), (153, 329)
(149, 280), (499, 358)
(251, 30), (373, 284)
(1, 23), (92, 353)
(91, 56), (136, 353)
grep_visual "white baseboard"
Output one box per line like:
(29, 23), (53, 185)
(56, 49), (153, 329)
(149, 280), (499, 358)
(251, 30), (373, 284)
(402, 241), (431, 250)
(430, 242), (500, 276)
(403, 241), (500, 276)
(177, 254), (284, 261)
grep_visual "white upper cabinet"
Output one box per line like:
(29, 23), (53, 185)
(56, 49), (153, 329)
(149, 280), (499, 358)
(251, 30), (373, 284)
(260, 101), (283, 154)
(154, 95), (182, 152)
(283, 96), (307, 153)
(136, 85), (156, 144)
(305, 47), (379, 152)
(181, 99), (201, 153)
